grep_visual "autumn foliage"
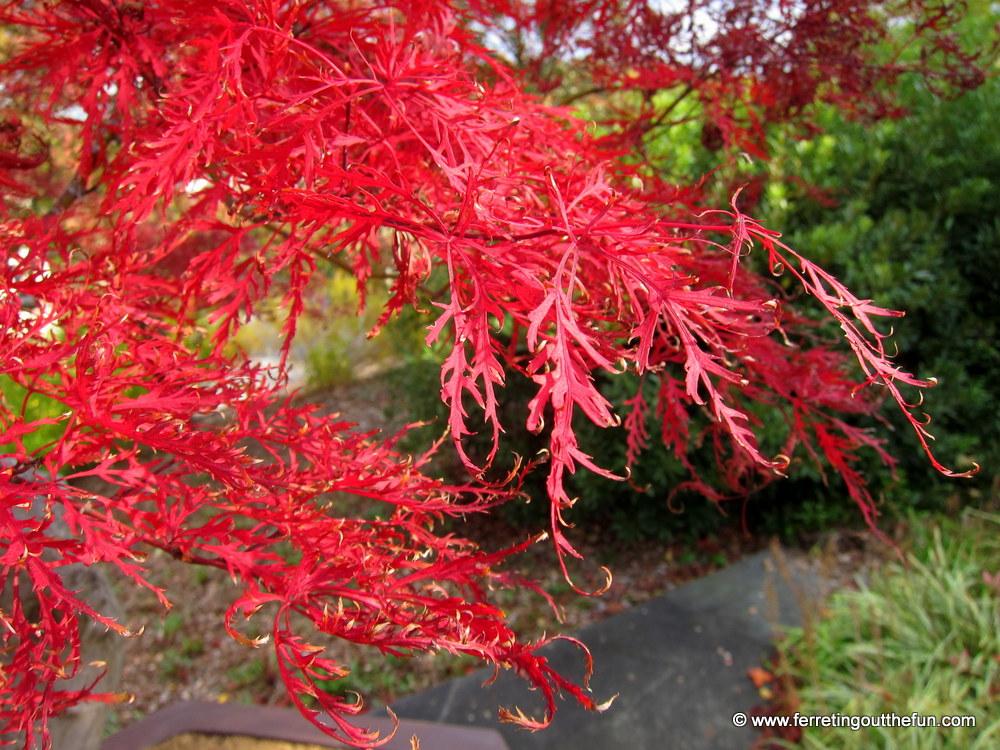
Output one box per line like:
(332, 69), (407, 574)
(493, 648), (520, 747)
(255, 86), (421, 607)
(0, 1), (988, 746)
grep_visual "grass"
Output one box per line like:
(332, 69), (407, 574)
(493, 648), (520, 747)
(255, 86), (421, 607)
(768, 507), (999, 749)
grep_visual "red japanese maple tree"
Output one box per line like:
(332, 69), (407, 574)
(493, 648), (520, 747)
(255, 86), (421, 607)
(0, 1), (987, 747)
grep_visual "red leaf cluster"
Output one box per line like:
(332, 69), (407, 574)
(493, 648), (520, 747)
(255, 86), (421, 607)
(469, 0), (996, 156)
(0, 1), (982, 747)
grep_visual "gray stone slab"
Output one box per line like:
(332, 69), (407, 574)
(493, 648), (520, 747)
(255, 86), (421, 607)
(391, 548), (817, 750)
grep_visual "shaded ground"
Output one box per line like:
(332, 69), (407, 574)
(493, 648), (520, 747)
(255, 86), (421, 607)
(106, 514), (778, 731)
(107, 515), (891, 738)
(391, 547), (819, 750)
(118, 536), (893, 750)
(105, 373), (897, 740)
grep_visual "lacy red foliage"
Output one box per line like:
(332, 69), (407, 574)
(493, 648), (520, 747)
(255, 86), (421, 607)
(0, 1), (984, 747)
(470, 0), (994, 156)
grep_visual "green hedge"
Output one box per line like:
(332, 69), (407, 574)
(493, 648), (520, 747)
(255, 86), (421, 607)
(765, 75), (1000, 511)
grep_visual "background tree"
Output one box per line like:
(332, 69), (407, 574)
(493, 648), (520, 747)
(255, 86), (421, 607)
(0, 1), (990, 747)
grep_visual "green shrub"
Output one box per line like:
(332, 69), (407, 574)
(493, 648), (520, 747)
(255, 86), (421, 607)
(393, 352), (864, 543)
(772, 508), (1000, 749)
(760, 74), (1000, 511)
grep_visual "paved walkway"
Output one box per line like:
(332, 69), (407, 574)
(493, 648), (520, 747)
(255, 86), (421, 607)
(391, 548), (819, 750)
(100, 548), (819, 750)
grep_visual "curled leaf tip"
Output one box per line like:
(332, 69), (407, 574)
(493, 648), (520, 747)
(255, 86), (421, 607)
(771, 453), (791, 473)
(596, 566), (613, 595)
(594, 693), (619, 712)
(498, 705), (550, 731)
(955, 461), (980, 478)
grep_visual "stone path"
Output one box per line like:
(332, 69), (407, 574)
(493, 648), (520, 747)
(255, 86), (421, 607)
(390, 548), (819, 750)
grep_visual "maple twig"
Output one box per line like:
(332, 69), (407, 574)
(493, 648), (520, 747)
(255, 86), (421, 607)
(557, 85), (605, 107)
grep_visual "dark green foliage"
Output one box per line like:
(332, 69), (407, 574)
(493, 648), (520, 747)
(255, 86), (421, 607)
(765, 75), (1000, 511)
(392, 356), (861, 543)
